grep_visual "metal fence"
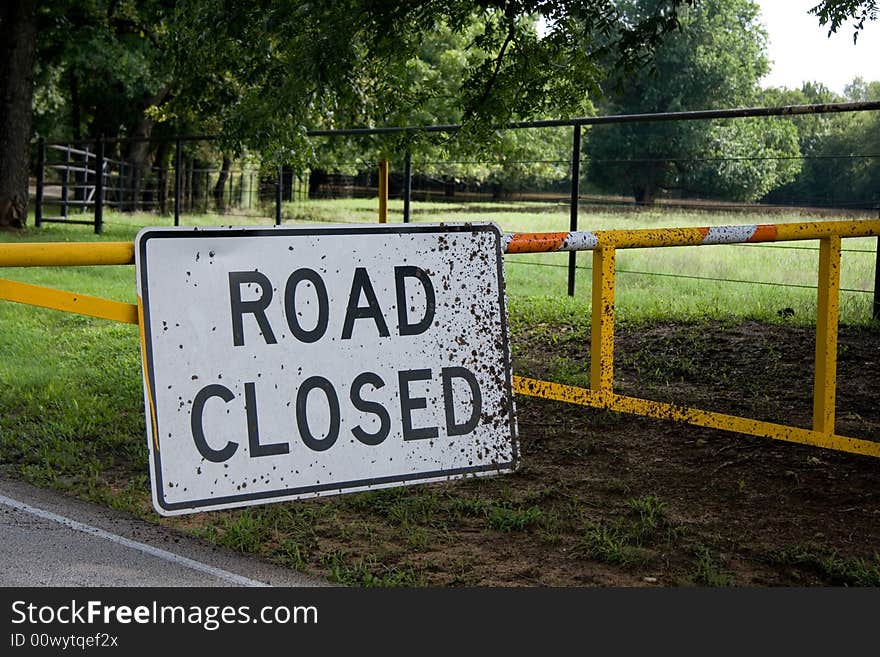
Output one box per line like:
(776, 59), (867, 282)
(33, 101), (880, 317)
(35, 137), (309, 233)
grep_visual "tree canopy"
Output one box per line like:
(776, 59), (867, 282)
(810, 0), (878, 41)
(2, 0), (880, 228)
(585, 0), (801, 204)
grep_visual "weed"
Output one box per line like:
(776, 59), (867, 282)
(319, 550), (425, 587)
(216, 511), (269, 554)
(487, 505), (542, 532)
(627, 495), (668, 537)
(574, 523), (651, 566)
(773, 546), (880, 586)
(449, 496), (489, 519)
(276, 539), (310, 571)
(689, 546), (732, 587)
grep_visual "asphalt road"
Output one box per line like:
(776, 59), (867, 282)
(0, 475), (330, 587)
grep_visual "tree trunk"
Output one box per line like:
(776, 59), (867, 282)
(633, 184), (656, 206)
(214, 155), (231, 211)
(0, 0), (38, 230)
(154, 140), (170, 214)
(69, 69), (82, 140)
(632, 161), (664, 206)
(124, 86), (170, 212)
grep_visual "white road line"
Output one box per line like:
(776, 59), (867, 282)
(0, 493), (269, 587)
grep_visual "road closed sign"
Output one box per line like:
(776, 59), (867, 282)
(135, 224), (517, 516)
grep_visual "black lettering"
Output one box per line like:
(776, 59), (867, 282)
(399, 369), (438, 441)
(245, 382), (289, 457)
(395, 266), (435, 336)
(284, 269), (330, 343)
(341, 267), (390, 339)
(442, 367), (482, 436)
(228, 271), (277, 346)
(297, 376), (341, 452)
(350, 372), (391, 446)
(191, 384), (239, 462)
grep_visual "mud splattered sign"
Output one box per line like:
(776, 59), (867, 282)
(135, 224), (517, 516)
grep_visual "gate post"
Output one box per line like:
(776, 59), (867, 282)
(814, 235), (841, 435)
(568, 125), (582, 297)
(378, 159), (389, 223)
(590, 245), (616, 401)
(403, 151), (412, 224)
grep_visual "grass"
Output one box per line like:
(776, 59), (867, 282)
(771, 546), (880, 586)
(573, 495), (674, 569)
(281, 197), (878, 325)
(687, 546), (733, 587)
(1, 200), (877, 586)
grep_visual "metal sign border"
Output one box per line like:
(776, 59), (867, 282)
(136, 223), (518, 514)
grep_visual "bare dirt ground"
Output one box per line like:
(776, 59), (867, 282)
(234, 318), (880, 587)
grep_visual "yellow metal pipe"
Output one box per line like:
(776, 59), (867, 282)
(590, 247), (616, 396)
(513, 376), (880, 459)
(0, 242), (134, 267)
(0, 278), (138, 324)
(595, 226), (707, 249)
(813, 236), (841, 434)
(597, 220), (880, 249)
(773, 220), (880, 242)
(503, 220), (880, 253)
(378, 160), (389, 224)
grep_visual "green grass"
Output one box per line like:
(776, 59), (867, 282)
(574, 522), (653, 567)
(573, 495), (675, 568)
(771, 546), (880, 586)
(687, 546), (733, 587)
(319, 549), (426, 587)
(281, 197), (877, 325)
(0, 201), (876, 585)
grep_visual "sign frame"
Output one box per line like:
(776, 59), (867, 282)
(136, 223), (518, 516)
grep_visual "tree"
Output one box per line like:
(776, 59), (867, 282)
(760, 79), (880, 208)
(164, 0), (696, 168)
(585, 0), (800, 204)
(1, 0), (180, 228)
(810, 0), (878, 41)
(304, 18), (575, 195)
(0, 0), (38, 229)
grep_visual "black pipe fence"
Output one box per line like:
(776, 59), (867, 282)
(35, 137), (308, 234)
(33, 100), (880, 316)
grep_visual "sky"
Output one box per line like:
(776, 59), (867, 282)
(755, 0), (880, 94)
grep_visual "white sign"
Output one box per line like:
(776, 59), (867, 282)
(135, 224), (517, 516)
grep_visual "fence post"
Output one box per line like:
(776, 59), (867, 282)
(378, 159), (389, 223)
(275, 166), (282, 226)
(403, 151), (412, 224)
(174, 138), (181, 226)
(873, 230), (880, 321)
(61, 144), (70, 219)
(814, 235), (841, 435)
(568, 124), (582, 297)
(35, 138), (45, 228)
(94, 136), (104, 234)
(590, 246), (616, 401)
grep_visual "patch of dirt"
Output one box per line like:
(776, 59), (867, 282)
(260, 319), (880, 587)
